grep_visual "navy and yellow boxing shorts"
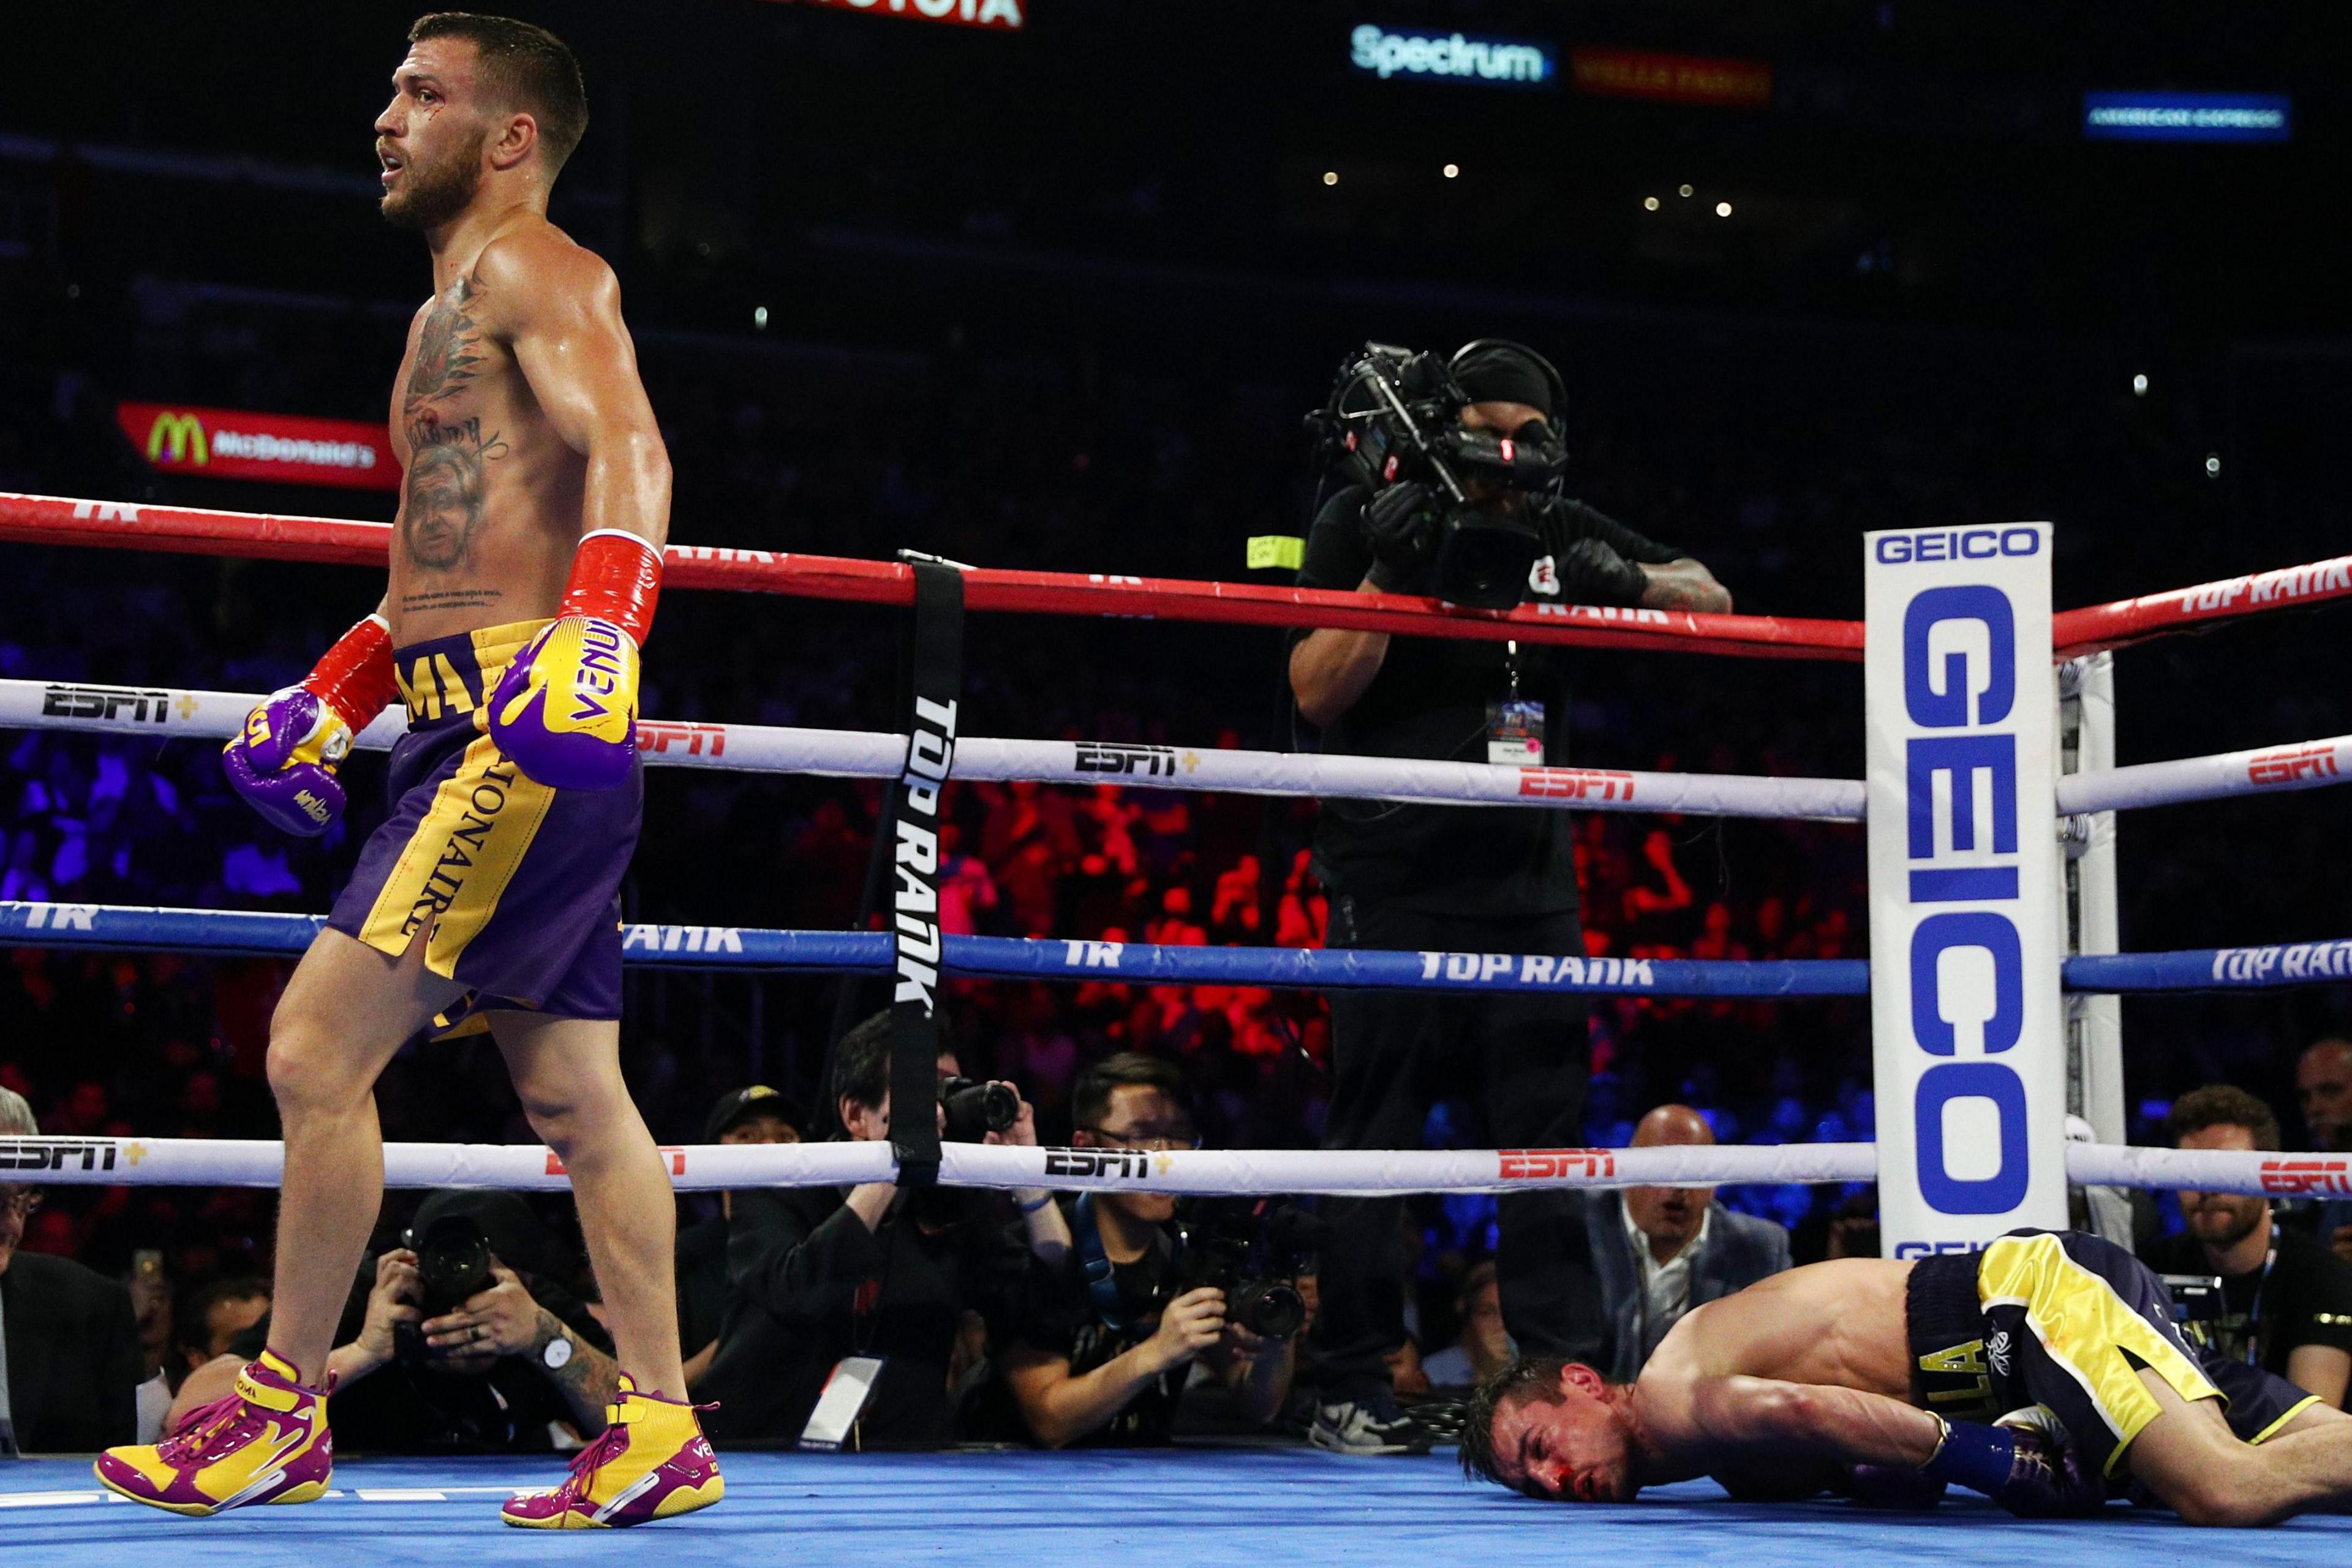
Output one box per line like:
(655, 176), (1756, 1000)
(323, 619), (638, 1019)
(1907, 1229), (2321, 1479)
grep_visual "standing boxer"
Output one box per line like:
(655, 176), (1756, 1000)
(98, 14), (718, 1528)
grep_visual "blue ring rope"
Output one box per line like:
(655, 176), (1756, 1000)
(4, 903), (2345, 996)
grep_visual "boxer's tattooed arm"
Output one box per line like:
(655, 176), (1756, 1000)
(405, 276), (485, 415)
(399, 415), (509, 573)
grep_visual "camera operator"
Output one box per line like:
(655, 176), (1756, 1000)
(2141, 1085), (2352, 1410)
(697, 1011), (1065, 1447)
(169, 1191), (623, 1452)
(996, 1054), (1303, 1447)
(1288, 340), (1732, 1455)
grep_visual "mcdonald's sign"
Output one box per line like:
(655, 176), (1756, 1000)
(115, 401), (399, 492)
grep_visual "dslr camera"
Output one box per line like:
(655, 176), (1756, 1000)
(1161, 1197), (1330, 1340)
(392, 1212), (495, 1364)
(1305, 340), (1567, 609)
(940, 1076), (1019, 1143)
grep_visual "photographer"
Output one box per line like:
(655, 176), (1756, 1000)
(1288, 341), (1732, 1454)
(698, 1012), (1063, 1447)
(2141, 1085), (2352, 1409)
(169, 1191), (622, 1452)
(997, 1054), (1304, 1447)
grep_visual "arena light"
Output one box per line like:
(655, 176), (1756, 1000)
(1643, 196), (1660, 211)
(2206, 454), (2223, 477)
(753, 305), (770, 330)
(1347, 23), (1556, 88)
(1442, 162), (1460, 179)
(2133, 373), (2149, 396)
(2084, 91), (2290, 144)
(1322, 170), (1338, 186)
(1716, 200), (1733, 217)
(1679, 183), (1694, 198)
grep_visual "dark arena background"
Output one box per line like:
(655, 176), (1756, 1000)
(2, 3), (2349, 1562)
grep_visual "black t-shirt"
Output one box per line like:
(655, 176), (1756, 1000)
(1293, 485), (1683, 914)
(2146, 1223), (2352, 1383)
(698, 1183), (1032, 1448)
(1009, 1204), (1186, 1446)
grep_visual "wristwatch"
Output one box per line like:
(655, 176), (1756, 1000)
(540, 1329), (574, 1371)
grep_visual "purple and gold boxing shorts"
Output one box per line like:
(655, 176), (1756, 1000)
(324, 619), (638, 1019)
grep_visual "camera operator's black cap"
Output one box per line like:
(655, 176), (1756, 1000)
(408, 1189), (556, 1278)
(1451, 341), (1561, 420)
(704, 1084), (807, 1144)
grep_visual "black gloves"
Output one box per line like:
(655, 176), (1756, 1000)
(1359, 481), (1442, 592)
(1555, 535), (1649, 607)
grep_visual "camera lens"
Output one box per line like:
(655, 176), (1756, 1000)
(1230, 1280), (1306, 1340)
(940, 1077), (1019, 1143)
(407, 1215), (494, 1314)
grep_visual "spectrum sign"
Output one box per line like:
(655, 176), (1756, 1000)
(1349, 24), (1555, 88)
(2084, 92), (2290, 144)
(116, 402), (398, 492)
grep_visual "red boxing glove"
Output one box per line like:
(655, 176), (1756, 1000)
(556, 529), (663, 646)
(301, 612), (402, 731)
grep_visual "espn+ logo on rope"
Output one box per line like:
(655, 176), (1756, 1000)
(1882, 526), (2046, 1251)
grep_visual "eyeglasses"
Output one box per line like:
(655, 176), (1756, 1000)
(1084, 1127), (1199, 1153)
(0, 1187), (40, 1221)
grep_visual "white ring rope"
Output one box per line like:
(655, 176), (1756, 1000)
(2055, 734), (2351, 815)
(9, 677), (2346, 823)
(2, 1134), (2337, 1199)
(0, 677), (1858, 821)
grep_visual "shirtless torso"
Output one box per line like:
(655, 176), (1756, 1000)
(385, 214), (658, 647)
(1630, 1258), (1918, 1496)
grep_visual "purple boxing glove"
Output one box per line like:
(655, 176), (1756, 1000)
(487, 616), (639, 791)
(221, 687), (353, 837)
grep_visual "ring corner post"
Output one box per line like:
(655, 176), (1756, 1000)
(2059, 650), (2125, 1145)
(1863, 522), (2070, 1261)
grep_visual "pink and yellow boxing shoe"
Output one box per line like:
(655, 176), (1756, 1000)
(501, 1374), (723, 1529)
(94, 1349), (333, 1516)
